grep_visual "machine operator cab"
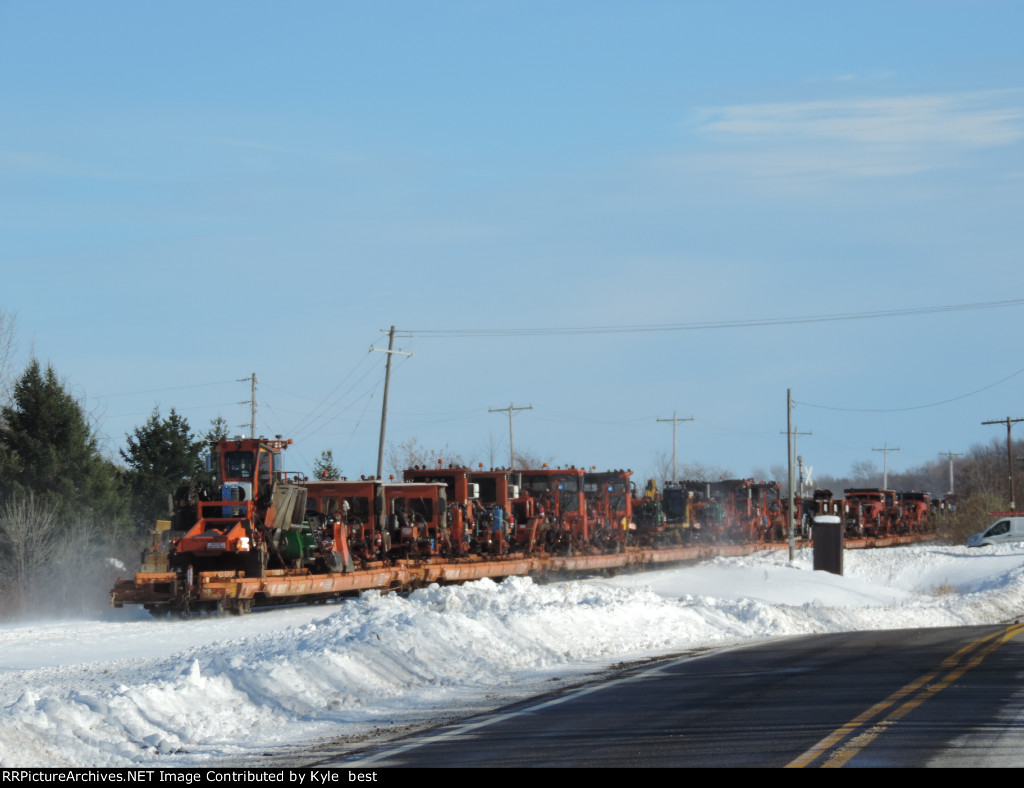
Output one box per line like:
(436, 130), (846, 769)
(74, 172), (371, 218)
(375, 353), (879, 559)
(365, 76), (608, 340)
(210, 436), (293, 511)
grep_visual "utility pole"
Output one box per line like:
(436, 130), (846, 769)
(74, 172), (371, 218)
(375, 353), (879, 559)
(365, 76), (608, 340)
(779, 425), (812, 495)
(657, 411), (694, 483)
(786, 389), (795, 561)
(239, 373), (257, 437)
(872, 443), (900, 489)
(938, 450), (962, 496)
(982, 417), (1024, 510)
(371, 326), (412, 479)
(489, 403), (532, 469)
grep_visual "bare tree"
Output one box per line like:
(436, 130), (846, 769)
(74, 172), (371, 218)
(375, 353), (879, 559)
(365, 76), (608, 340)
(679, 461), (733, 481)
(649, 449), (674, 485)
(0, 492), (61, 616)
(49, 518), (132, 616)
(646, 451), (735, 486)
(958, 439), (1009, 500)
(386, 437), (471, 478)
(476, 432), (502, 470)
(0, 309), (17, 402)
(938, 490), (1004, 544)
(509, 447), (553, 471)
(848, 460), (881, 488)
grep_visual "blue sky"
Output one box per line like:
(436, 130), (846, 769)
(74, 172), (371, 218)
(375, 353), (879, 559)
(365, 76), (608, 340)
(2, 1), (1023, 487)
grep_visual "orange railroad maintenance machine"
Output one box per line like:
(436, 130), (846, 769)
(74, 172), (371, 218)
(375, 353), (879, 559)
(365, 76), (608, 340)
(111, 438), (939, 616)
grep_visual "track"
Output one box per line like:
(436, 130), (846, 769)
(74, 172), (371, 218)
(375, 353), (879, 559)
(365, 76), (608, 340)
(112, 534), (935, 616)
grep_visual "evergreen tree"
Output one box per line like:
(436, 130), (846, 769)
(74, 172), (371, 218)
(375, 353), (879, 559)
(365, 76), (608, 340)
(0, 359), (125, 527)
(313, 449), (341, 480)
(121, 407), (204, 527)
(206, 414), (230, 442)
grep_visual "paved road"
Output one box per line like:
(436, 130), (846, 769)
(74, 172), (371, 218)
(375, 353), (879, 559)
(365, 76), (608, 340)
(315, 622), (1024, 767)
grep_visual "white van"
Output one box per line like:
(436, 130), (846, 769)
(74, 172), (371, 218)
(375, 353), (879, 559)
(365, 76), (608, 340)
(967, 517), (1024, 547)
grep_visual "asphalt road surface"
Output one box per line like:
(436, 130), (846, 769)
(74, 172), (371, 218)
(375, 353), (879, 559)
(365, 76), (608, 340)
(315, 622), (1024, 767)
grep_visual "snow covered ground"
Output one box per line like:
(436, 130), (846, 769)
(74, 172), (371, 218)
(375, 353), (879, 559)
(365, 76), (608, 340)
(2, 543), (1024, 767)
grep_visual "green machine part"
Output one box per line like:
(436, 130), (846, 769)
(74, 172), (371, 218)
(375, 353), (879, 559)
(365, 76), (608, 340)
(280, 527), (317, 564)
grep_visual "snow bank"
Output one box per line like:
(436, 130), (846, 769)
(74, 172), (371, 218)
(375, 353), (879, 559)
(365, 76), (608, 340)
(1, 544), (1022, 767)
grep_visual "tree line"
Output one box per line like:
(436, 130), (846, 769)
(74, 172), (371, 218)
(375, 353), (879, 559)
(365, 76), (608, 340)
(0, 354), (235, 618)
(0, 321), (537, 618)
(800, 445), (1020, 541)
(0, 318), (365, 619)
(0, 306), (1016, 615)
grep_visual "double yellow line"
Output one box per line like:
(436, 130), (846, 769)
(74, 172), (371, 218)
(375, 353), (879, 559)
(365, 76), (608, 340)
(786, 622), (1024, 768)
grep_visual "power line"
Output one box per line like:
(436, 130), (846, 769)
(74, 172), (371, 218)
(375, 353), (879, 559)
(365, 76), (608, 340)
(288, 343), (379, 440)
(796, 366), (1024, 413)
(258, 382), (328, 402)
(108, 401), (244, 419)
(292, 362), (383, 444)
(535, 411), (652, 426)
(404, 297), (1024, 337)
(88, 379), (241, 398)
(339, 381), (382, 467)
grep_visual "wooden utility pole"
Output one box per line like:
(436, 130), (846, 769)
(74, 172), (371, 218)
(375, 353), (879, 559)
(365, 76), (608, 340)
(872, 443), (900, 489)
(250, 373), (257, 437)
(657, 411), (694, 483)
(938, 450), (962, 496)
(372, 326), (412, 479)
(779, 425), (812, 495)
(982, 417), (1024, 510)
(239, 373), (257, 437)
(786, 389), (794, 561)
(489, 403), (532, 469)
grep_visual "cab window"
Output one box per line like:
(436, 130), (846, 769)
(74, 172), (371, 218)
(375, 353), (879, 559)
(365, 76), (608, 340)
(257, 450), (272, 488)
(224, 451), (255, 480)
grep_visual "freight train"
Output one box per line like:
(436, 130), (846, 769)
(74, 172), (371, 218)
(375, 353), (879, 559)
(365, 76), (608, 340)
(110, 436), (939, 616)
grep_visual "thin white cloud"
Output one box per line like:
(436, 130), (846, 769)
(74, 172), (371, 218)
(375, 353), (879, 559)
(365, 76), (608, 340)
(679, 146), (937, 182)
(677, 90), (1024, 183)
(696, 92), (1024, 146)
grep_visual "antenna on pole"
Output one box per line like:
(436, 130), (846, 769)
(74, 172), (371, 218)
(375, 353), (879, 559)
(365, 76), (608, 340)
(371, 326), (412, 479)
